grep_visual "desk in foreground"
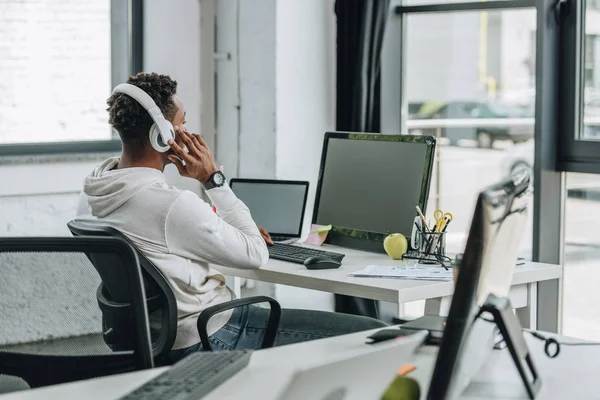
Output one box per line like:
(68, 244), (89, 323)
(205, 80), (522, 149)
(213, 244), (562, 329)
(5, 329), (597, 400)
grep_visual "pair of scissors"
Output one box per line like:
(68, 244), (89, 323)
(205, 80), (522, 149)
(433, 209), (453, 232)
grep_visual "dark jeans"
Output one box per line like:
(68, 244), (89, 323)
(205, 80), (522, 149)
(168, 305), (387, 363)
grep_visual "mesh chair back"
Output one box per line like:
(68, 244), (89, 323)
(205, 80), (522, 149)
(67, 220), (177, 363)
(0, 237), (153, 389)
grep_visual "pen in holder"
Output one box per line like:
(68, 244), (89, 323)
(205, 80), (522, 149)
(407, 221), (449, 267)
(420, 230), (446, 264)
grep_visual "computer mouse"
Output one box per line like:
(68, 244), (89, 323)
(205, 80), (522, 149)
(303, 256), (342, 270)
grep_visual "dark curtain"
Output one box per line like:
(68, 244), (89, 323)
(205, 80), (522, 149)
(334, 0), (390, 318)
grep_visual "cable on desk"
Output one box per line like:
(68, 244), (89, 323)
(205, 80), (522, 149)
(525, 330), (600, 359)
(479, 315), (600, 359)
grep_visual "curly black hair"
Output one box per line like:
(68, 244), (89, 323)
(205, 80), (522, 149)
(107, 72), (178, 148)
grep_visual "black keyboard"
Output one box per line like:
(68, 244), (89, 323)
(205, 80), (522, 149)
(268, 243), (345, 264)
(271, 236), (296, 242)
(119, 351), (252, 400)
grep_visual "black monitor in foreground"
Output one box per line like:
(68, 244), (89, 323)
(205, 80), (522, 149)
(312, 132), (436, 253)
(427, 170), (531, 400)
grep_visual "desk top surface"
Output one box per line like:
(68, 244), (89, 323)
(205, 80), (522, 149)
(214, 244), (562, 303)
(4, 328), (595, 400)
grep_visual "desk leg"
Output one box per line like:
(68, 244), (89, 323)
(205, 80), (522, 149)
(515, 282), (537, 330)
(233, 276), (242, 299)
(397, 302), (406, 319)
(424, 296), (452, 316)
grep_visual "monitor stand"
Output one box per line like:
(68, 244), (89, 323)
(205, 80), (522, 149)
(477, 294), (541, 399)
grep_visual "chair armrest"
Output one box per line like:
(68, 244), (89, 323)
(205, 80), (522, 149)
(196, 296), (281, 351)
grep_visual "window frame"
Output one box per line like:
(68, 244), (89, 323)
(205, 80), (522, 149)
(0, 0), (144, 157)
(385, 0), (563, 333)
(556, 0), (600, 173)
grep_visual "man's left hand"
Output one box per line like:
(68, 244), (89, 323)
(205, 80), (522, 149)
(258, 227), (274, 246)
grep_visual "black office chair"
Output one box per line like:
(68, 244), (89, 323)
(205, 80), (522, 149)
(0, 237), (153, 389)
(67, 220), (281, 359)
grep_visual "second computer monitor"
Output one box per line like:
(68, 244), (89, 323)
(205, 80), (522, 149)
(229, 179), (309, 240)
(312, 132), (436, 251)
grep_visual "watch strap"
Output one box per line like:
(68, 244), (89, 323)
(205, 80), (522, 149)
(204, 171), (226, 190)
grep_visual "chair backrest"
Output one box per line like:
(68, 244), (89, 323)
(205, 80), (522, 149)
(0, 236), (153, 389)
(67, 220), (178, 362)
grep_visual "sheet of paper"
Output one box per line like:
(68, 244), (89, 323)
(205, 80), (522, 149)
(348, 264), (453, 281)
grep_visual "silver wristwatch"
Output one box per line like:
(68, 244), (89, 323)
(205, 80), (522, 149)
(204, 171), (226, 190)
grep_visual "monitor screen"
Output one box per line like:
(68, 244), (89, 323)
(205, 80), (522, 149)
(427, 170), (531, 400)
(230, 179), (309, 237)
(312, 133), (435, 244)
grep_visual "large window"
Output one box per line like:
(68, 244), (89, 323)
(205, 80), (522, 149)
(0, 0), (138, 155)
(388, 0), (600, 334)
(560, 1), (600, 340)
(558, 0), (600, 169)
(402, 8), (536, 258)
(563, 173), (600, 340)
(384, 1), (543, 321)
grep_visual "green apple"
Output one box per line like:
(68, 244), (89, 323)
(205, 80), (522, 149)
(384, 233), (409, 260)
(380, 376), (420, 400)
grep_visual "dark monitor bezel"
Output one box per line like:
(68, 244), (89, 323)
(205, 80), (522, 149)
(426, 172), (531, 399)
(311, 132), (436, 253)
(229, 178), (310, 239)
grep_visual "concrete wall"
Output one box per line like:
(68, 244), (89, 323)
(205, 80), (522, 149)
(214, 0), (336, 308)
(273, 0), (336, 309)
(215, 0), (277, 179)
(216, 0), (335, 236)
(275, 0), (336, 232)
(144, 0), (204, 194)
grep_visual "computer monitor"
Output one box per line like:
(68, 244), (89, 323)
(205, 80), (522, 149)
(427, 170), (531, 400)
(229, 179), (309, 240)
(312, 132), (436, 252)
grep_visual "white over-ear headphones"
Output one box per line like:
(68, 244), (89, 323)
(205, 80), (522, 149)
(112, 83), (175, 152)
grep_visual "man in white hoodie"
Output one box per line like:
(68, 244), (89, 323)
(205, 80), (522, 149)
(76, 72), (386, 362)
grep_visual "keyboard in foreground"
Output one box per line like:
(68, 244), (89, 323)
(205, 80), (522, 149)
(119, 350), (252, 400)
(268, 243), (345, 264)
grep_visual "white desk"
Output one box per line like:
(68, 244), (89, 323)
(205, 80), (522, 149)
(214, 244), (562, 329)
(5, 328), (597, 400)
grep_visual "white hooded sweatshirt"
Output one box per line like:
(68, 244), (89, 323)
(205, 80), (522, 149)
(76, 157), (269, 349)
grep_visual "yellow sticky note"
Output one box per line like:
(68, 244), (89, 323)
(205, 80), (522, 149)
(310, 224), (332, 234)
(305, 224), (331, 246)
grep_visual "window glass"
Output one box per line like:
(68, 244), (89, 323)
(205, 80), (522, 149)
(0, 0), (112, 144)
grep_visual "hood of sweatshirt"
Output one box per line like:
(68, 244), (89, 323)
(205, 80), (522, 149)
(83, 157), (166, 218)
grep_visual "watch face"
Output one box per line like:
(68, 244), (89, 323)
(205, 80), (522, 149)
(213, 172), (225, 185)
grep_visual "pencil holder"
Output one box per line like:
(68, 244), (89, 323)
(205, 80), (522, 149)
(405, 229), (449, 266)
(419, 231), (446, 262)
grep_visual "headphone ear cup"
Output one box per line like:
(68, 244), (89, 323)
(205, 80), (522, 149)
(148, 123), (171, 153)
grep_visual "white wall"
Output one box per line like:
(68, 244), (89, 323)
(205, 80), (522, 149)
(216, 0), (335, 233)
(215, 0), (336, 308)
(275, 0), (336, 233)
(143, 0), (204, 194)
(215, 0), (277, 179)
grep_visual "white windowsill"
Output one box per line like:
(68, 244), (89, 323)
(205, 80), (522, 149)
(0, 153), (117, 197)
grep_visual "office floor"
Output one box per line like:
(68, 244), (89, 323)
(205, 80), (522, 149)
(0, 333), (110, 356)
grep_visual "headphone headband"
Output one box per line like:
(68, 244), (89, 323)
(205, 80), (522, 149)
(112, 83), (174, 152)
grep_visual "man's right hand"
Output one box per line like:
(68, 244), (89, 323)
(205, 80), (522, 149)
(168, 127), (219, 184)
